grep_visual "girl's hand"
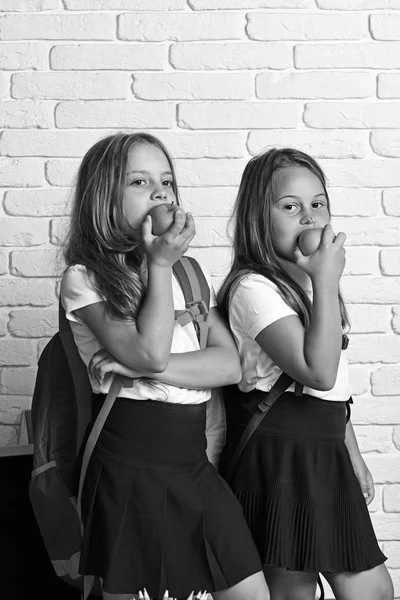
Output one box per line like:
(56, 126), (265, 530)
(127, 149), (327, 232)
(142, 205), (196, 268)
(88, 348), (142, 385)
(293, 224), (346, 286)
(351, 456), (375, 506)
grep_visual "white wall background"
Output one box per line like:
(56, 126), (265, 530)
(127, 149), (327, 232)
(0, 0), (399, 597)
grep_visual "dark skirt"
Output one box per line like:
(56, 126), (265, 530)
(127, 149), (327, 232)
(219, 391), (387, 574)
(79, 395), (262, 598)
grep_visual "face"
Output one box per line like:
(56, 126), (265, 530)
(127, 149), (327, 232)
(122, 143), (176, 239)
(271, 166), (330, 261)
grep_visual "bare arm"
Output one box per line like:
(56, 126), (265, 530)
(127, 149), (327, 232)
(89, 307), (242, 389)
(345, 419), (375, 505)
(74, 209), (195, 372)
(256, 225), (346, 390)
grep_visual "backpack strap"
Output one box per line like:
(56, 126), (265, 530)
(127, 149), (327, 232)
(173, 256), (210, 350)
(224, 372), (294, 484)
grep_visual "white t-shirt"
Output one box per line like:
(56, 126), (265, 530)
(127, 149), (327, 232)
(60, 262), (217, 405)
(229, 273), (351, 402)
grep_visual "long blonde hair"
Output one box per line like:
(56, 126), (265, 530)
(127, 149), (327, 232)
(63, 132), (180, 321)
(218, 147), (350, 331)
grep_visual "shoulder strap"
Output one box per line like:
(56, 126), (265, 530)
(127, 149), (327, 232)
(224, 372), (294, 484)
(173, 256), (210, 349)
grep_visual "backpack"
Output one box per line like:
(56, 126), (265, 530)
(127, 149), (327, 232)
(29, 256), (212, 599)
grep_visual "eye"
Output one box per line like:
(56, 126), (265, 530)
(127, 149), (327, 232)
(162, 180), (173, 187)
(283, 203), (298, 212)
(312, 199), (327, 209)
(130, 179), (147, 186)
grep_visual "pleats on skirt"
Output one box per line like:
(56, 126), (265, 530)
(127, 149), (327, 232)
(219, 391), (387, 574)
(79, 394), (262, 598)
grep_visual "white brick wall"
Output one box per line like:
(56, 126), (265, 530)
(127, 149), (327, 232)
(0, 2), (399, 596)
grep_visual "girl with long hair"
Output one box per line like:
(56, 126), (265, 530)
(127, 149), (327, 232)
(60, 132), (270, 600)
(217, 148), (393, 600)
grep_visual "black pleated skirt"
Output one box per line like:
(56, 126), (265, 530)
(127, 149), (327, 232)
(219, 391), (386, 574)
(79, 395), (262, 598)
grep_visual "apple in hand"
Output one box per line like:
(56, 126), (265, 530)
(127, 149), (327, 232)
(298, 228), (324, 256)
(149, 203), (176, 236)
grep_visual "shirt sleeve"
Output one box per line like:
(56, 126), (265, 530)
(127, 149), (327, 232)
(60, 264), (105, 322)
(230, 274), (297, 340)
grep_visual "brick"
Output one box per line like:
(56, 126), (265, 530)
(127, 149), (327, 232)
(369, 513), (400, 540)
(380, 249), (400, 276)
(382, 541), (400, 568)
(176, 159), (248, 188)
(343, 247), (378, 276)
(0, 397), (32, 426)
(349, 396), (399, 425)
(55, 101), (174, 129)
(0, 367), (37, 395)
(256, 71), (374, 100)
(0, 73), (8, 100)
(371, 14), (400, 40)
(0, 218), (47, 246)
(133, 73), (253, 100)
(178, 102), (302, 129)
(50, 44), (165, 71)
(384, 486), (400, 513)
(248, 13), (367, 41)
(180, 187), (237, 216)
(9, 309), (58, 338)
(341, 276), (400, 304)
(157, 132), (245, 159)
(0, 340), (33, 366)
(0, 425), (17, 446)
(378, 74), (400, 99)
(188, 246), (233, 277)
(366, 457), (400, 484)
(189, 0), (313, 7)
(0, 101), (52, 129)
(65, 0), (185, 8)
(248, 130), (369, 159)
(393, 308), (400, 334)
(367, 485), (382, 514)
(0, 159), (43, 187)
(371, 366), (400, 396)
(170, 42), (291, 70)
(182, 216), (229, 245)
(11, 249), (62, 277)
(349, 366), (370, 396)
(37, 337), (51, 360)
(371, 131), (400, 158)
(320, 159), (400, 187)
(0, 312), (7, 336)
(119, 12), (243, 41)
(45, 159), (79, 187)
(383, 190), (400, 216)
(0, 130), (110, 158)
(346, 305), (391, 334)
(11, 72), (128, 100)
(50, 217), (69, 246)
(0, 279), (55, 306)
(0, 43), (47, 70)
(0, 250), (8, 275)
(316, 0), (400, 9)
(333, 217), (400, 246)
(348, 335), (400, 364)
(353, 425), (392, 454)
(328, 189), (380, 217)
(0, 0), (59, 8)
(4, 190), (71, 216)
(305, 102), (400, 129)
(295, 43), (400, 69)
(394, 426), (400, 451)
(0, 14), (115, 41)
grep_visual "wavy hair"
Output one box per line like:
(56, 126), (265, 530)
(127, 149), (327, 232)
(63, 132), (180, 320)
(217, 147), (350, 331)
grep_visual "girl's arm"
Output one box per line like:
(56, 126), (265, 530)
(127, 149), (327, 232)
(256, 225), (346, 390)
(74, 210), (195, 372)
(345, 419), (375, 505)
(89, 306), (242, 389)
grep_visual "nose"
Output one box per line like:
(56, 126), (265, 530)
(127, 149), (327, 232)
(151, 184), (167, 201)
(300, 209), (316, 226)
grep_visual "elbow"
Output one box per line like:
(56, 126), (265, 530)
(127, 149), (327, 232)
(222, 356), (242, 386)
(309, 374), (336, 391)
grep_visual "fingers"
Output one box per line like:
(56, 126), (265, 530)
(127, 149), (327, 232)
(333, 231), (346, 248)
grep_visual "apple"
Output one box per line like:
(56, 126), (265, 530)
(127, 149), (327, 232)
(149, 203), (175, 236)
(298, 228), (324, 256)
